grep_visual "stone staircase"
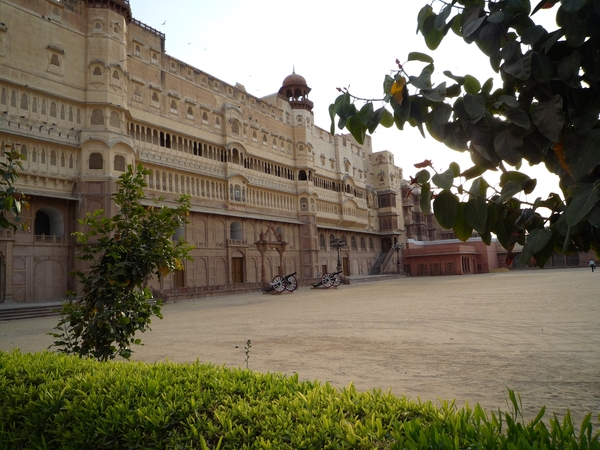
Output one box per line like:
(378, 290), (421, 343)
(0, 302), (63, 321)
(369, 252), (388, 275)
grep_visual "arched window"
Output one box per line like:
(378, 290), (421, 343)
(20, 145), (27, 161)
(173, 225), (185, 242)
(234, 184), (242, 201)
(360, 237), (366, 250)
(93, 66), (103, 76)
(109, 111), (120, 127)
(300, 197), (308, 211)
(49, 102), (57, 118)
(319, 233), (326, 249)
(230, 221), (242, 240)
(231, 121), (239, 134)
(298, 170), (307, 181)
(351, 236), (357, 250)
(112, 70), (120, 80)
(89, 152), (103, 169)
(50, 150), (57, 166)
(114, 154), (126, 171)
(20, 94), (28, 110)
(34, 207), (64, 236)
(369, 237), (374, 250)
(90, 109), (104, 125)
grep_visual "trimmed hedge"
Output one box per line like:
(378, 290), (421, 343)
(0, 350), (598, 449)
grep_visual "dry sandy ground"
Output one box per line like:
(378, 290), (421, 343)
(1, 268), (599, 425)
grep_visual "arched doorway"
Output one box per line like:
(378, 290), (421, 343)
(231, 250), (245, 284)
(34, 207), (64, 237)
(381, 237), (392, 252)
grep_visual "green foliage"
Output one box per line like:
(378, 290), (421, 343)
(50, 164), (193, 361)
(0, 148), (28, 231)
(1, 350), (599, 449)
(330, 0), (600, 268)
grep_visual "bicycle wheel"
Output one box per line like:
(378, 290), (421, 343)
(332, 273), (342, 287)
(271, 276), (286, 292)
(321, 273), (334, 288)
(285, 275), (298, 292)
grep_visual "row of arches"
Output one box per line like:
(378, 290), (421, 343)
(147, 170), (226, 199)
(319, 233), (376, 252)
(312, 175), (367, 198)
(129, 122), (301, 184)
(129, 122), (226, 160)
(243, 156), (295, 180)
(1, 141), (77, 171)
(1, 86), (82, 125)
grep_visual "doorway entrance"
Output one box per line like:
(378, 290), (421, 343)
(381, 238), (392, 253)
(232, 257), (244, 283)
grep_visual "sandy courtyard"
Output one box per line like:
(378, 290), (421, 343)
(1, 268), (599, 425)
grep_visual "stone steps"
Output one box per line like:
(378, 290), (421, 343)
(0, 303), (62, 321)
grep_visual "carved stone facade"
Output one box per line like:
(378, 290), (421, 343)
(0, 0), (406, 303)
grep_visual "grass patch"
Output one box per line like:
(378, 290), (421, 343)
(1, 350), (598, 449)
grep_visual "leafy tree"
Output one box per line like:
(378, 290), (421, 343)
(51, 164), (193, 361)
(330, 0), (600, 267)
(0, 146), (28, 231)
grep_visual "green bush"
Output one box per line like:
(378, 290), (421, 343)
(0, 350), (598, 449)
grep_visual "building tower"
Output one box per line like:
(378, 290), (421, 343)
(278, 72), (319, 279)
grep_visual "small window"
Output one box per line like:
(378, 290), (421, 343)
(151, 52), (158, 64)
(112, 70), (120, 80)
(231, 121), (239, 134)
(134, 44), (141, 57)
(230, 221), (242, 240)
(109, 111), (120, 128)
(187, 106), (193, 119)
(90, 109), (104, 125)
(89, 152), (103, 169)
(50, 54), (60, 66)
(151, 91), (159, 103)
(49, 102), (57, 118)
(50, 150), (57, 166)
(93, 66), (102, 76)
(133, 85), (142, 102)
(20, 94), (28, 110)
(114, 154), (126, 171)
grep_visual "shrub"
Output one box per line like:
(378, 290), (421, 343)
(0, 350), (598, 449)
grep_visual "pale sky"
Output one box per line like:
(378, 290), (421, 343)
(129, 0), (560, 200)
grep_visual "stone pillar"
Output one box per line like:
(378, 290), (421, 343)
(3, 240), (13, 303)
